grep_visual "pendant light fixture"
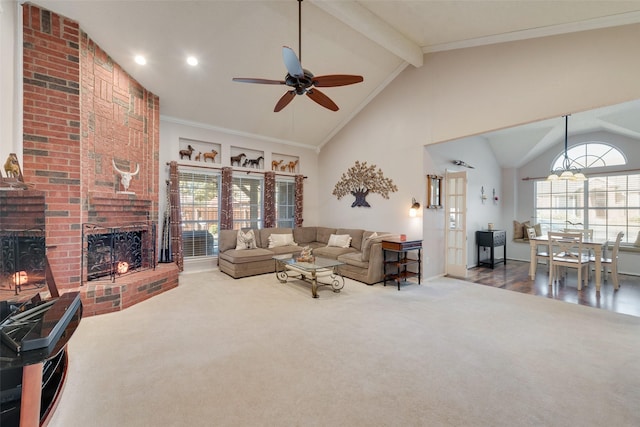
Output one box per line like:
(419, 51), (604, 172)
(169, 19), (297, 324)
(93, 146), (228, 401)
(546, 115), (587, 181)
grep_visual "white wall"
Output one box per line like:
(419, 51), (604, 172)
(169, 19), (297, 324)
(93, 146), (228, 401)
(318, 23), (640, 279)
(425, 137), (503, 272)
(0, 1), (21, 167)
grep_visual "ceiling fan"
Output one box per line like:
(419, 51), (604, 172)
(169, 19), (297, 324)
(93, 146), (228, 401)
(232, 0), (364, 112)
(452, 160), (475, 169)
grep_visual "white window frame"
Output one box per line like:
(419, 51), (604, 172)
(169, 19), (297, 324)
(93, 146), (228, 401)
(275, 177), (296, 228)
(178, 169), (221, 257)
(232, 174), (263, 230)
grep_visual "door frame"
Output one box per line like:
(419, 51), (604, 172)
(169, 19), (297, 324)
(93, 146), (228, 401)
(444, 170), (467, 278)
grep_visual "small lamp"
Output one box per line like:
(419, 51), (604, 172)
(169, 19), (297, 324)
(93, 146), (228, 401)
(409, 198), (421, 217)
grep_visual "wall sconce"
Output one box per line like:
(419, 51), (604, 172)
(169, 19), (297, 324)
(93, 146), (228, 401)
(493, 188), (499, 203)
(409, 198), (421, 217)
(481, 186), (487, 204)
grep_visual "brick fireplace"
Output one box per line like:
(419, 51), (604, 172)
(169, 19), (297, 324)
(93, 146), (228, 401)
(18, 5), (179, 315)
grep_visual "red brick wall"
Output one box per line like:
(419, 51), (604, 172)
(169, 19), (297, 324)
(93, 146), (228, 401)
(23, 5), (82, 289)
(81, 32), (160, 209)
(0, 191), (46, 230)
(22, 4), (161, 291)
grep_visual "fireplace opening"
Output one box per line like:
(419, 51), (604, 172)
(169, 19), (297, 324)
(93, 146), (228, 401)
(0, 228), (46, 295)
(82, 223), (156, 284)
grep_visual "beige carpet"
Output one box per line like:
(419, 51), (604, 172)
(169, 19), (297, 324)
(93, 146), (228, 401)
(48, 270), (640, 427)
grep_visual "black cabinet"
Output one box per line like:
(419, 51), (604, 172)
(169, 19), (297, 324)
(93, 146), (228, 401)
(476, 230), (506, 268)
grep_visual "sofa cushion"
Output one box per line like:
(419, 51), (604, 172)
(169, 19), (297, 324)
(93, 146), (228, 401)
(293, 227), (317, 245)
(338, 252), (369, 269)
(327, 234), (352, 248)
(219, 248), (274, 264)
(235, 229), (258, 250)
(269, 245), (303, 256)
(268, 233), (296, 248)
(336, 228), (365, 250)
(316, 227), (337, 244)
(312, 246), (357, 260)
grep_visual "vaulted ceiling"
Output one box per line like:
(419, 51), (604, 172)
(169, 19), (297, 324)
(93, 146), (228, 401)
(33, 1), (640, 163)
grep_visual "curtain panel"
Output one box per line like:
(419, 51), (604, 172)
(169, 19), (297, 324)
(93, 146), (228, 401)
(263, 171), (276, 228)
(169, 161), (183, 272)
(295, 174), (304, 227)
(220, 167), (233, 230)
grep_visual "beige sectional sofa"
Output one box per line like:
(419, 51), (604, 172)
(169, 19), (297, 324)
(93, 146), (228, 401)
(217, 226), (395, 284)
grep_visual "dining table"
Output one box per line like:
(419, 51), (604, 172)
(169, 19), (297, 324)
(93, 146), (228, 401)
(529, 235), (606, 292)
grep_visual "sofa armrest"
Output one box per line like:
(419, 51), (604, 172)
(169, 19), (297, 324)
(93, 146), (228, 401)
(219, 229), (238, 253)
(367, 242), (385, 282)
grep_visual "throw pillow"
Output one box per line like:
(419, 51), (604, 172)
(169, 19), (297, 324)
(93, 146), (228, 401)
(327, 234), (351, 248)
(525, 226), (537, 240)
(534, 223), (542, 237)
(268, 233), (296, 248)
(513, 220), (524, 240)
(235, 229), (257, 250)
(634, 231), (640, 247)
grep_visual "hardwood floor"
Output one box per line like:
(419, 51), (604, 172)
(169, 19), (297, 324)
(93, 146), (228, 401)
(459, 260), (640, 317)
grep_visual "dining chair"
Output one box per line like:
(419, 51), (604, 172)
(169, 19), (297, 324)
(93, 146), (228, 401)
(548, 231), (590, 290)
(563, 228), (594, 240)
(590, 231), (624, 290)
(563, 228), (595, 258)
(527, 228), (549, 271)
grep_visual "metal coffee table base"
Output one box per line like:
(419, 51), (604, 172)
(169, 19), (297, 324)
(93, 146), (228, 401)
(274, 259), (345, 298)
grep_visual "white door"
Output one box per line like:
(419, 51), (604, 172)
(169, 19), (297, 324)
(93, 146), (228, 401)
(445, 171), (467, 278)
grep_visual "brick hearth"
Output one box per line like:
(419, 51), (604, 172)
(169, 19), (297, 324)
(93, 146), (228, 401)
(79, 263), (178, 316)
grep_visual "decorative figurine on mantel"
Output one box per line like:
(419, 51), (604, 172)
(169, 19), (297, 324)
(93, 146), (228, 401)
(1, 153), (29, 189)
(112, 159), (139, 194)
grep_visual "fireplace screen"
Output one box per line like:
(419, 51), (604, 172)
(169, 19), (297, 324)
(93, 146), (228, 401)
(0, 228), (46, 295)
(82, 223), (156, 283)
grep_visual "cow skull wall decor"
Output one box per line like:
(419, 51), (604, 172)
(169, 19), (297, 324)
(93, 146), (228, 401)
(112, 159), (140, 193)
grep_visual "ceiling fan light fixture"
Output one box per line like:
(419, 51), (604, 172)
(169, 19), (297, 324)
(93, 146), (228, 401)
(546, 115), (587, 182)
(231, 0), (363, 112)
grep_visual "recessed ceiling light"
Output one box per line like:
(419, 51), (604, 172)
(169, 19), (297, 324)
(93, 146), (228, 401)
(187, 56), (198, 66)
(134, 55), (147, 65)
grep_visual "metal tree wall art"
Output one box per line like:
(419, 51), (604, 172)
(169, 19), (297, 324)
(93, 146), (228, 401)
(332, 161), (398, 207)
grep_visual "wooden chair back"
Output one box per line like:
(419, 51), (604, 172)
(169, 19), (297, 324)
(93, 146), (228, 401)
(548, 231), (590, 289)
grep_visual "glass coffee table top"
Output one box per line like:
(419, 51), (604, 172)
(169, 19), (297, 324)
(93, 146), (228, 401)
(272, 254), (345, 298)
(272, 254), (344, 270)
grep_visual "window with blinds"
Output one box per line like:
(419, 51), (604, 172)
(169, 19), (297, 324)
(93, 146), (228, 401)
(232, 175), (263, 230)
(276, 178), (295, 228)
(178, 170), (220, 257)
(535, 173), (640, 243)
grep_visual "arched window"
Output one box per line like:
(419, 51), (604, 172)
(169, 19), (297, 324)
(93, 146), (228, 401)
(538, 143), (637, 244)
(552, 142), (626, 170)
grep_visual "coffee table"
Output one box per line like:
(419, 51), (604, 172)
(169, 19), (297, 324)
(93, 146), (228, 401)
(273, 254), (345, 298)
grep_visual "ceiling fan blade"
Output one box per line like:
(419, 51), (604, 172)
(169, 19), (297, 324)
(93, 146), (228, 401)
(312, 75), (364, 87)
(282, 46), (304, 78)
(232, 78), (286, 85)
(274, 90), (296, 112)
(306, 88), (339, 112)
